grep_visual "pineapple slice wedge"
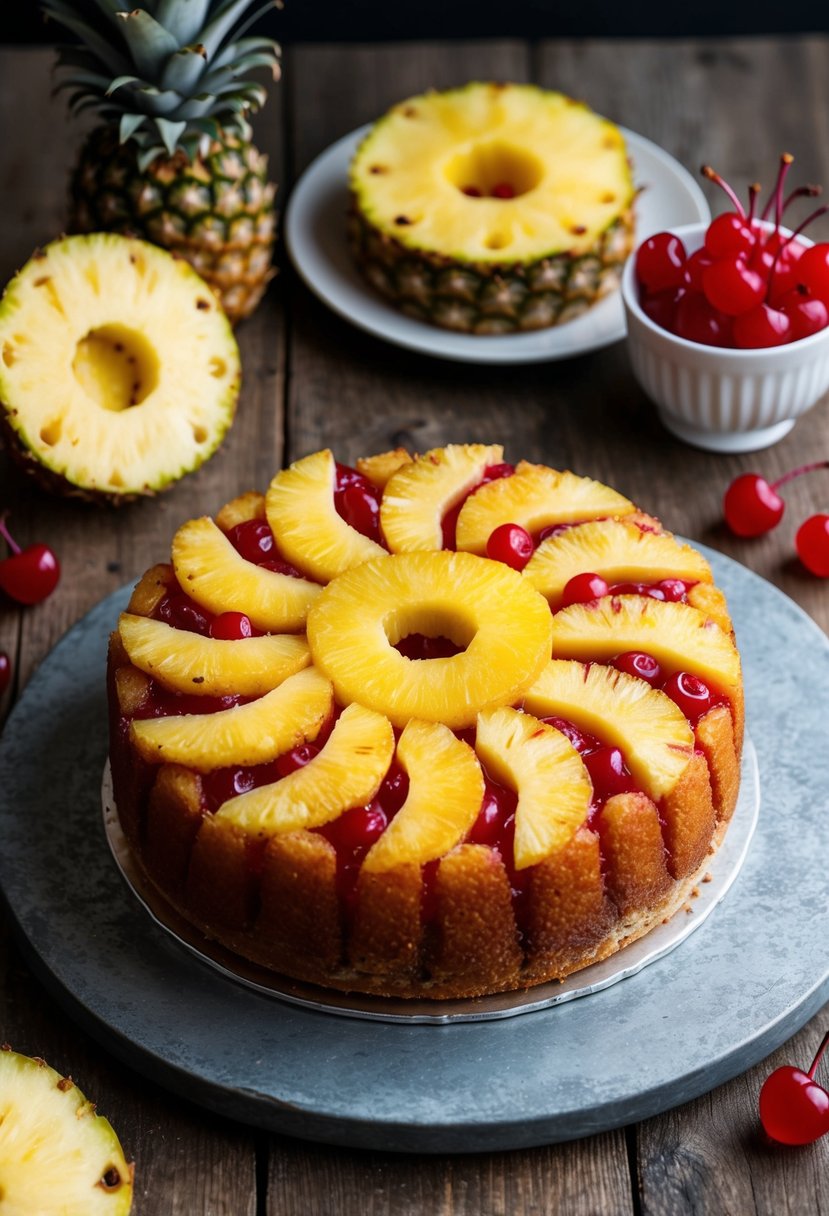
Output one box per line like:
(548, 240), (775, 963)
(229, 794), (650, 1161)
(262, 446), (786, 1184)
(306, 550), (552, 729)
(524, 517), (713, 607)
(524, 659), (693, 799)
(356, 447), (412, 488)
(362, 720), (484, 872)
(476, 706), (592, 870)
(265, 449), (385, 581)
(130, 667), (333, 770)
(380, 442), (504, 551)
(216, 704), (394, 834)
(455, 462), (635, 554)
(0, 1047), (133, 1214)
(118, 613), (311, 697)
(172, 516), (320, 632)
(552, 597), (742, 702)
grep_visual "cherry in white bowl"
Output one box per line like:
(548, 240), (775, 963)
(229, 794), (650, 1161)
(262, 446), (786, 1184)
(622, 222), (829, 453)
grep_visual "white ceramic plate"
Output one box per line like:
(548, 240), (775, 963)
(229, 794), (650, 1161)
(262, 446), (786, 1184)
(285, 125), (710, 364)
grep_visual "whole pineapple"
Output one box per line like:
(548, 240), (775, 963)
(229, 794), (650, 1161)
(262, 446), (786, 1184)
(44, 0), (281, 324)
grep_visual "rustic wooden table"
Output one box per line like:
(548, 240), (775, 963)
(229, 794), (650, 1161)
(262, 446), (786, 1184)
(1, 35), (828, 1215)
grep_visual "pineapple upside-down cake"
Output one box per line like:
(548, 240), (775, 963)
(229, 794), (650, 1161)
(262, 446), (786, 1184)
(108, 444), (743, 999)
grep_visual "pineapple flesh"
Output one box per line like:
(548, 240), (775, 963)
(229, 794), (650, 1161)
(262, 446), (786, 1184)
(380, 443), (504, 551)
(0, 235), (240, 501)
(0, 1047), (133, 1215)
(349, 83), (635, 334)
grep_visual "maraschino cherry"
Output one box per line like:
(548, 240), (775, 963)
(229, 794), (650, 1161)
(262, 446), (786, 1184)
(723, 461), (829, 538)
(0, 514), (60, 605)
(0, 650), (11, 694)
(486, 522), (534, 570)
(795, 513), (829, 576)
(759, 1030), (829, 1145)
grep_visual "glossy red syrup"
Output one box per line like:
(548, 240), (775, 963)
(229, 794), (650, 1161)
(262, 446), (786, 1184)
(226, 519), (305, 579)
(334, 463), (384, 544)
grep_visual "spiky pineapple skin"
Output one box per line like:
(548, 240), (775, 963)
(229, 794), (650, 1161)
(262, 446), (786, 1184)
(71, 126), (276, 325)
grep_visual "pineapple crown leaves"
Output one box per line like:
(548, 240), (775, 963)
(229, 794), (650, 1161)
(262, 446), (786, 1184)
(43, 0), (281, 167)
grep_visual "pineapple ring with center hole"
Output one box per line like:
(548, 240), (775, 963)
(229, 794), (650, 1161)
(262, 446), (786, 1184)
(305, 549), (554, 730)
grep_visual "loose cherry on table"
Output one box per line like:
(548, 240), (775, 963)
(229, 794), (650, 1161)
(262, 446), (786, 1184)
(723, 462), (829, 576)
(0, 514), (60, 606)
(759, 1030), (829, 1145)
(0, 650), (11, 695)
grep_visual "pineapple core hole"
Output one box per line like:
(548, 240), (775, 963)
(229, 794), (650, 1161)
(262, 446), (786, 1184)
(444, 141), (544, 199)
(385, 606), (476, 655)
(73, 325), (159, 413)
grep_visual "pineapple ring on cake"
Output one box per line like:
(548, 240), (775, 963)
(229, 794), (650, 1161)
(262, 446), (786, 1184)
(107, 442), (744, 1000)
(348, 83), (635, 334)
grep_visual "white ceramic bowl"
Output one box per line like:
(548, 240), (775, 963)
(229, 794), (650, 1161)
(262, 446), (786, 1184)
(622, 221), (829, 452)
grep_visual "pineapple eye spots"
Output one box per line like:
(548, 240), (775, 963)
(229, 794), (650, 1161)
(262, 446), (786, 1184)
(445, 141), (544, 200)
(192, 424), (209, 444)
(72, 324), (159, 412)
(2, 341), (16, 367)
(39, 418), (63, 447)
(485, 233), (510, 251)
(209, 356), (227, 378)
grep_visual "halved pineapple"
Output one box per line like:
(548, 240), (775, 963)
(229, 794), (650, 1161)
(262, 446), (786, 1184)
(130, 666), (333, 769)
(476, 706), (592, 869)
(216, 704), (394, 834)
(0, 235), (239, 501)
(524, 659), (693, 799)
(349, 84), (635, 334)
(0, 1047), (133, 1214)
(306, 550), (552, 728)
(456, 462), (635, 554)
(172, 516), (320, 632)
(524, 517), (713, 607)
(380, 443), (503, 552)
(118, 613), (311, 697)
(363, 720), (484, 872)
(265, 449), (385, 581)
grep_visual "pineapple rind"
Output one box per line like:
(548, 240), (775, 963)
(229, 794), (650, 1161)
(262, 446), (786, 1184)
(381, 443), (504, 552)
(524, 659), (694, 799)
(130, 667), (334, 770)
(457, 463), (635, 554)
(476, 706), (592, 870)
(172, 516), (321, 632)
(0, 1048), (133, 1214)
(265, 449), (385, 581)
(363, 721), (484, 871)
(118, 613), (311, 697)
(216, 704), (395, 834)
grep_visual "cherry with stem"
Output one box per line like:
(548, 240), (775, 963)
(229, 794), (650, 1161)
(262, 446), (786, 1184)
(759, 1030), (829, 1145)
(723, 461), (829, 537)
(0, 513), (61, 605)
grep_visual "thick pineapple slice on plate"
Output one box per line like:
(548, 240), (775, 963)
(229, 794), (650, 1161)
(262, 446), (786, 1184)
(524, 659), (694, 800)
(216, 704), (394, 834)
(265, 449), (385, 581)
(524, 517), (713, 607)
(306, 550), (552, 729)
(172, 516), (320, 632)
(0, 235), (239, 501)
(476, 707), (592, 870)
(0, 1047), (133, 1214)
(380, 442), (503, 551)
(456, 462), (635, 554)
(130, 666), (333, 769)
(363, 720), (484, 872)
(118, 613), (311, 697)
(349, 83), (635, 334)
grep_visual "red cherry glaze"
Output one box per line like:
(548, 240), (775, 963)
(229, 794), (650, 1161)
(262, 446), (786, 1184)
(795, 513), (829, 576)
(540, 715), (600, 754)
(395, 633), (463, 660)
(441, 462), (514, 548)
(486, 522), (534, 570)
(462, 185), (482, 197)
(209, 611), (253, 640)
(661, 671), (720, 723)
(157, 592), (212, 635)
(673, 291), (733, 347)
(329, 802), (388, 857)
(583, 746), (637, 799)
(702, 256), (766, 316)
(227, 519), (275, 564)
(704, 212), (755, 259)
(491, 182), (516, 199)
(202, 766), (257, 811)
(723, 473), (785, 537)
(334, 463), (383, 543)
(466, 776), (510, 847)
(136, 688), (242, 720)
(274, 741), (320, 778)
(608, 580), (666, 601)
(561, 572), (610, 607)
(759, 1031), (829, 1145)
(732, 303), (792, 349)
(376, 758), (409, 815)
(635, 233), (687, 292)
(0, 515), (60, 606)
(0, 650), (10, 694)
(537, 521), (577, 544)
(613, 651), (663, 685)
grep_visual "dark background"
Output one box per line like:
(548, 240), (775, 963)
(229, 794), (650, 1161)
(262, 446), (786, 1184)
(4, 2), (828, 43)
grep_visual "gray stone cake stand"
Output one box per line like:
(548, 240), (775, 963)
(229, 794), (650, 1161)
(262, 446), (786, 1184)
(0, 547), (828, 1152)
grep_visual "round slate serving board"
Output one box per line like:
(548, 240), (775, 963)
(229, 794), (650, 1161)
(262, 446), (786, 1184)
(1, 547), (827, 1152)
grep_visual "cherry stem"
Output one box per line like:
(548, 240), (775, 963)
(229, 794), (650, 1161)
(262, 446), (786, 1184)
(766, 204), (829, 289)
(747, 182), (761, 226)
(807, 1030), (829, 1080)
(782, 184), (822, 216)
(770, 460), (829, 491)
(702, 165), (746, 219)
(0, 513), (21, 556)
(760, 152), (794, 224)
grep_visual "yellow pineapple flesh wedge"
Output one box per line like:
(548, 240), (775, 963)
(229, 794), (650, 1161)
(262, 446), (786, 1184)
(552, 596), (742, 703)
(172, 516), (320, 632)
(214, 490), (266, 532)
(524, 517), (713, 608)
(265, 448), (385, 581)
(455, 462), (635, 554)
(380, 442), (503, 552)
(476, 706), (592, 870)
(356, 447), (412, 488)
(362, 720), (484, 872)
(118, 613), (311, 697)
(0, 1047), (134, 1215)
(524, 659), (693, 799)
(306, 550), (552, 729)
(130, 666), (333, 770)
(216, 704), (394, 834)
